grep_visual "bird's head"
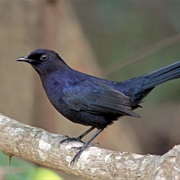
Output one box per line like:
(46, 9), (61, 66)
(16, 49), (68, 75)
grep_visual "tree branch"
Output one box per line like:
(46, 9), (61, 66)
(0, 113), (179, 179)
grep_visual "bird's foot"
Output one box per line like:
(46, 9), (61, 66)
(70, 145), (86, 164)
(58, 136), (84, 148)
(71, 141), (99, 151)
(70, 141), (99, 164)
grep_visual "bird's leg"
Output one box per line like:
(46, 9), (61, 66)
(70, 128), (104, 164)
(76, 126), (95, 140)
(59, 127), (95, 145)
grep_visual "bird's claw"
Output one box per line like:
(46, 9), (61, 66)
(71, 141), (98, 150)
(70, 152), (81, 164)
(58, 136), (84, 147)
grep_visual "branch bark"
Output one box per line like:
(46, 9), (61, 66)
(0, 113), (179, 179)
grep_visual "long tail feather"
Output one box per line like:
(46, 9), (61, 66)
(142, 61), (180, 90)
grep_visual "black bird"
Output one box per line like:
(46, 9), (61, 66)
(16, 49), (180, 163)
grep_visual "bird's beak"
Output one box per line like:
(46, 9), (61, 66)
(16, 56), (33, 63)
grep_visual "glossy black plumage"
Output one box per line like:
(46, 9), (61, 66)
(16, 49), (180, 163)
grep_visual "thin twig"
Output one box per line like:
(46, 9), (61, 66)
(104, 34), (180, 76)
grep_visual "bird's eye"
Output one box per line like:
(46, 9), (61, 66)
(40, 54), (48, 61)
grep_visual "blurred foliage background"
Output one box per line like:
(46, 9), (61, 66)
(0, 0), (180, 179)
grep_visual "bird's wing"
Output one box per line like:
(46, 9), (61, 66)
(62, 82), (139, 117)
